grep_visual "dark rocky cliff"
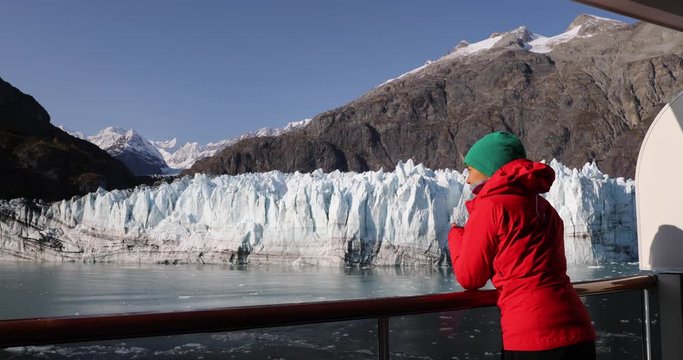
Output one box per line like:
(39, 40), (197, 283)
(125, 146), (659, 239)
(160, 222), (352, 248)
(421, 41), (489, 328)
(188, 19), (683, 179)
(0, 77), (139, 201)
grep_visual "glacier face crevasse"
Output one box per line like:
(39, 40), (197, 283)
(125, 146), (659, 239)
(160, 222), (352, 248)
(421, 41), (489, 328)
(0, 160), (636, 266)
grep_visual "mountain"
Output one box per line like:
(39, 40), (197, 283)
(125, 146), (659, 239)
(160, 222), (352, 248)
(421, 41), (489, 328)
(67, 119), (312, 176)
(152, 138), (233, 170)
(152, 119), (311, 170)
(0, 77), (139, 201)
(186, 15), (683, 179)
(0, 160), (635, 266)
(87, 127), (168, 176)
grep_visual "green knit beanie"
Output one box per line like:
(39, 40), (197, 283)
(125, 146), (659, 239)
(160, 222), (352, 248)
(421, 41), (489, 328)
(464, 131), (527, 176)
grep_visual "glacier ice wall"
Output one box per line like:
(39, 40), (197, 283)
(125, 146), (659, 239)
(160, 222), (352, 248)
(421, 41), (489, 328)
(0, 160), (636, 266)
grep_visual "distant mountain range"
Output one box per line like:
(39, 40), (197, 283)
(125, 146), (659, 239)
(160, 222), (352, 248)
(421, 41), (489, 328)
(186, 14), (683, 179)
(152, 119), (311, 170)
(64, 120), (312, 176)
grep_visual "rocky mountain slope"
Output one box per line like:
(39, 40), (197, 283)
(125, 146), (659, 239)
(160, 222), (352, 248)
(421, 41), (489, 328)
(187, 15), (683, 178)
(0, 78), (139, 201)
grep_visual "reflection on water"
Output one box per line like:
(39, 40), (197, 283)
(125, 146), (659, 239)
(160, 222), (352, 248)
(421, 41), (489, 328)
(0, 261), (646, 359)
(0, 262), (465, 319)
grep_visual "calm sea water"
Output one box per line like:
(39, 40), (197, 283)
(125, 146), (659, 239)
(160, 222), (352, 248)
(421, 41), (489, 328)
(0, 262), (648, 360)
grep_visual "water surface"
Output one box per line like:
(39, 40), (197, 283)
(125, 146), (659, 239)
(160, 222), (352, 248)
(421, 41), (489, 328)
(0, 262), (647, 359)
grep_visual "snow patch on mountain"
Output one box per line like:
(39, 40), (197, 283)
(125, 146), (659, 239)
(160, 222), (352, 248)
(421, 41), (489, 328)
(527, 26), (582, 54)
(56, 125), (85, 140)
(450, 33), (505, 57)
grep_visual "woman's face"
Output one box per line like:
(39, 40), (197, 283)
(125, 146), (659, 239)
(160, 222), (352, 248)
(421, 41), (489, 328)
(466, 166), (489, 186)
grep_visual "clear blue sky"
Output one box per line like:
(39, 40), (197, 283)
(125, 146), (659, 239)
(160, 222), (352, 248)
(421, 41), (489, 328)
(0, 0), (634, 144)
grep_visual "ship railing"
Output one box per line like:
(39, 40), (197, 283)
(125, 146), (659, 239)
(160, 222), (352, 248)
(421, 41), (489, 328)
(0, 275), (657, 360)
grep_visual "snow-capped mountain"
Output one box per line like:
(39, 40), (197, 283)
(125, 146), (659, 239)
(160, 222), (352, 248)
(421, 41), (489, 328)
(87, 127), (169, 176)
(152, 119), (312, 170)
(0, 160), (635, 266)
(455, 14), (625, 55)
(152, 138), (234, 170)
(380, 14), (628, 86)
(451, 15), (625, 57)
(61, 119), (312, 175)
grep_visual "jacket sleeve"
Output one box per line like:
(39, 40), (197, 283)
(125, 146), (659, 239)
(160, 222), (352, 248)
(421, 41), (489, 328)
(448, 200), (499, 290)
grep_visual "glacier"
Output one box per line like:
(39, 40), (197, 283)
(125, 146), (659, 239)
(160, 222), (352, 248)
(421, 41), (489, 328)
(0, 160), (636, 266)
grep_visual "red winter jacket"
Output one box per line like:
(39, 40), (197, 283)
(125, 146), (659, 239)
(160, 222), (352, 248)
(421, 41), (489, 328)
(448, 159), (595, 351)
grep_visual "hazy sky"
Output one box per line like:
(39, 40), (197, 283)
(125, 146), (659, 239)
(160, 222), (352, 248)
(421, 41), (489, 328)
(0, 0), (634, 144)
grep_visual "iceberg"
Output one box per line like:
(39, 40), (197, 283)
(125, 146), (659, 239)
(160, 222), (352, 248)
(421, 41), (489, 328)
(0, 160), (636, 266)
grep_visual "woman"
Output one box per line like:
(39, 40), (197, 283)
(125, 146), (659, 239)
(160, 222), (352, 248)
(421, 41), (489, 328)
(448, 131), (596, 360)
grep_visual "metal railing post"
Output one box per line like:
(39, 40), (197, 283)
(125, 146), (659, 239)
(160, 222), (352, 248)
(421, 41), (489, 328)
(642, 288), (652, 360)
(378, 316), (390, 360)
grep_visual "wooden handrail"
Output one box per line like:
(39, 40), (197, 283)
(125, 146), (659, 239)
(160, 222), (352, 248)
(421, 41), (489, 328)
(573, 274), (657, 296)
(0, 274), (656, 348)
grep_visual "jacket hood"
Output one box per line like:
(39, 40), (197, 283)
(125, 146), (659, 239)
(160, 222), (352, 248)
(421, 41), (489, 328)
(474, 158), (555, 199)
